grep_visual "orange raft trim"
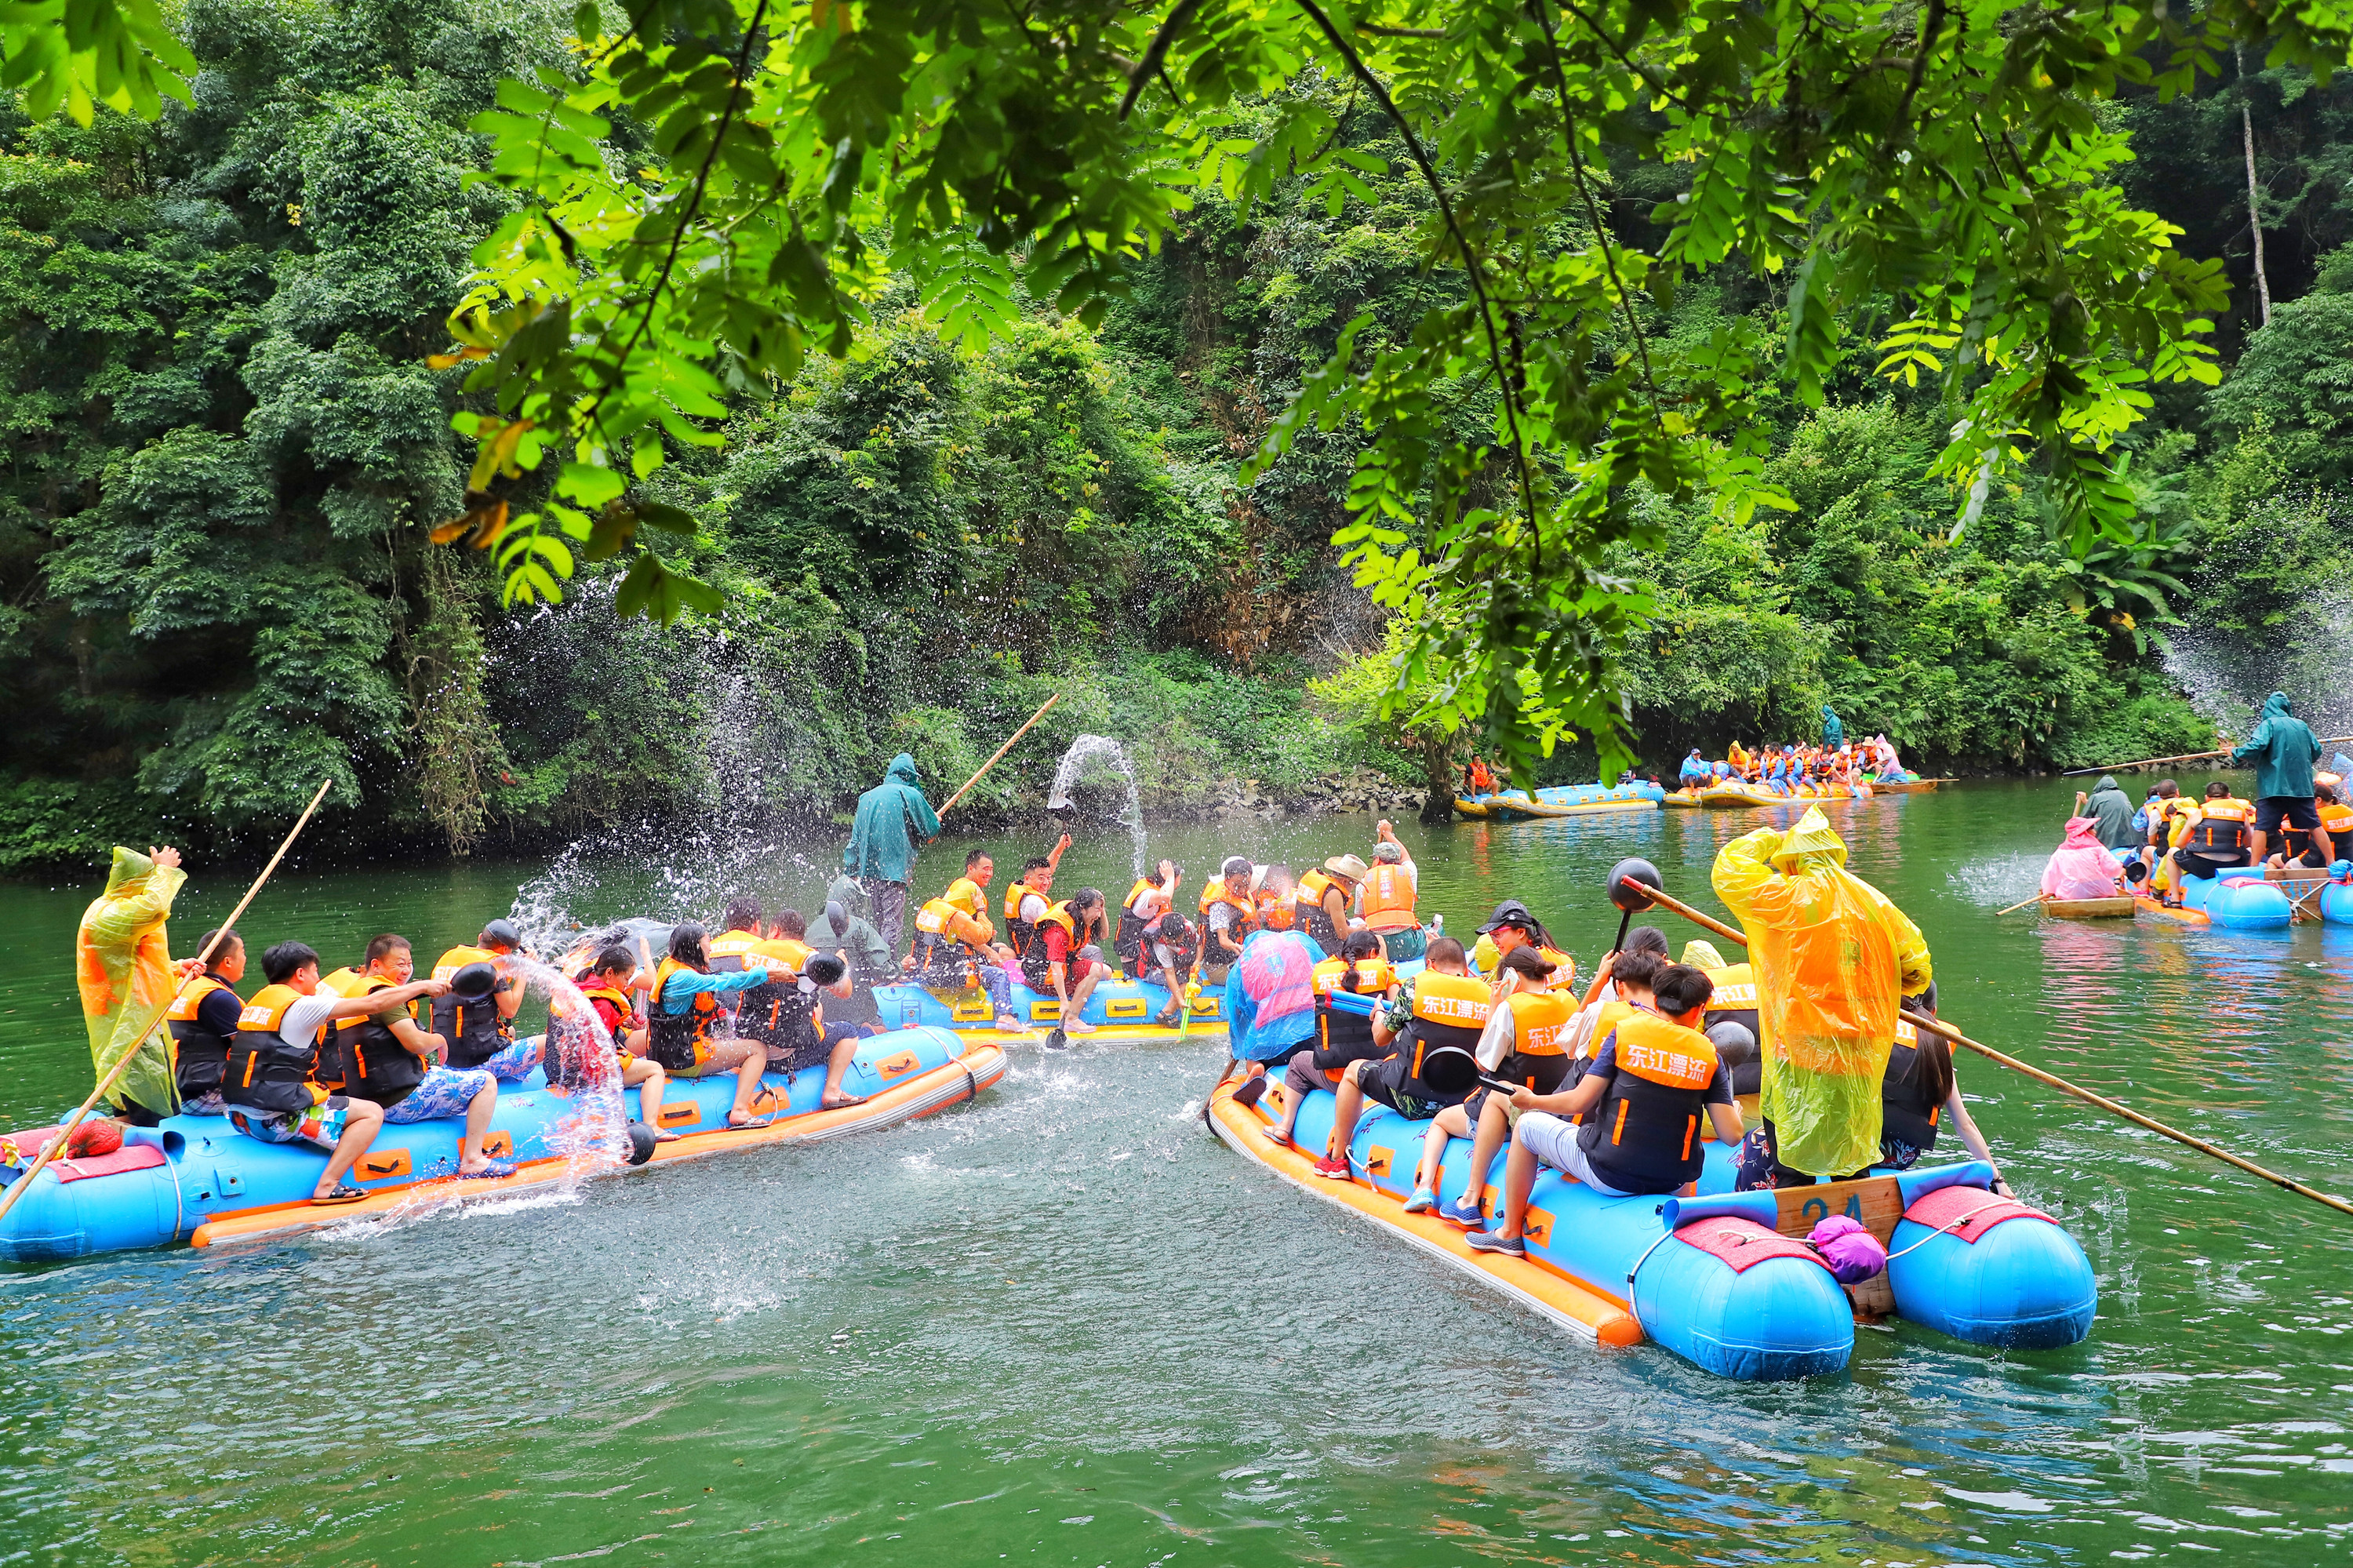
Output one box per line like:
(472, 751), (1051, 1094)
(1204, 1071), (1643, 1348)
(2131, 891), (2212, 927)
(189, 1042), (1007, 1250)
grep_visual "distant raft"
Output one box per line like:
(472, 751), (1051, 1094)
(874, 970), (1224, 1044)
(1664, 779), (1868, 809)
(0, 1028), (1002, 1263)
(1454, 781), (1666, 822)
(1209, 1075), (2094, 1382)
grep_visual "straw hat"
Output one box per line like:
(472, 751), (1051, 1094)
(1323, 853), (1369, 882)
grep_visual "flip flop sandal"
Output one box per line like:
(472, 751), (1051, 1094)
(820, 1093), (871, 1110)
(652, 1130), (682, 1143)
(460, 1159), (519, 1180)
(727, 1114), (776, 1130)
(310, 1183), (367, 1206)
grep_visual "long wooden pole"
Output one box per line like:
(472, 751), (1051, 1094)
(0, 777), (336, 1228)
(1626, 881), (2353, 1220)
(2061, 734), (2353, 777)
(937, 692), (1060, 818)
(1994, 892), (2044, 916)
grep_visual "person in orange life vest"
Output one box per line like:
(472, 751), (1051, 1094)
(1359, 823), (1425, 964)
(1002, 833), (1073, 960)
(1464, 755), (1497, 795)
(2268, 773), (2352, 871)
(1198, 856), (1259, 981)
(1265, 932), (1401, 1148)
(1466, 965), (1744, 1255)
(166, 925), (247, 1116)
(1726, 740), (1753, 780)
(224, 940), (448, 1205)
(1557, 939), (1665, 1067)
(2157, 780), (2257, 902)
(909, 855), (1024, 1031)
(731, 951), (868, 1108)
(706, 897), (771, 1015)
(1024, 887), (1111, 1035)
(1405, 945), (1573, 1224)
(569, 944), (675, 1141)
(1467, 900), (1574, 987)
(1291, 856), (1363, 958)
(1311, 937), (1486, 1179)
(646, 923), (778, 1128)
(1114, 857), (1182, 971)
(1253, 864), (1297, 934)
(334, 935), (515, 1177)
(430, 919), (536, 1082)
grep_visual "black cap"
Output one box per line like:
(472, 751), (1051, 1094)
(449, 961), (500, 1001)
(1478, 899), (1537, 934)
(481, 918), (522, 949)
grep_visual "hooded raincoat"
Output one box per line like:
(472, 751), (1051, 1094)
(2083, 776), (2138, 850)
(1712, 808), (1933, 1179)
(842, 754), (940, 884)
(2230, 693), (2321, 802)
(2042, 819), (2126, 900)
(75, 846), (188, 1118)
(807, 875), (893, 1026)
(1224, 929), (1322, 1063)
(1820, 706), (1844, 748)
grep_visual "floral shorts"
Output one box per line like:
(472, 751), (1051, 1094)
(230, 1090), (351, 1153)
(384, 1066), (495, 1123)
(478, 1035), (544, 1084)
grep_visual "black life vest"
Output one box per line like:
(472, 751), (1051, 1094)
(1490, 989), (1575, 1095)
(1003, 879), (1042, 958)
(1878, 1038), (1943, 1157)
(1577, 1013), (1722, 1195)
(333, 974), (427, 1108)
(2184, 799), (2254, 853)
(733, 976), (823, 1063)
(1310, 957), (1398, 1075)
(225, 984), (324, 1115)
(706, 928), (764, 1013)
(1395, 971), (1490, 1104)
(646, 957), (723, 1071)
(430, 944), (513, 1068)
(1293, 870), (1348, 955)
(166, 975), (238, 1098)
(1020, 900), (1096, 988)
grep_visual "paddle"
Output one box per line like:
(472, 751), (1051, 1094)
(0, 777), (336, 1230)
(1613, 875), (2353, 1221)
(938, 691), (1060, 818)
(1994, 893), (2046, 916)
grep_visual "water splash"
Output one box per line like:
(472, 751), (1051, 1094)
(1048, 734), (1146, 879)
(2163, 589), (2353, 742)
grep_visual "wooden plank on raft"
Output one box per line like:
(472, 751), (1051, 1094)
(1772, 1174), (1906, 1317)
(2042, 895), (2137, 919)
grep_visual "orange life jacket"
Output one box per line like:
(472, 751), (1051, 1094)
(1358, 862), (1417, 933)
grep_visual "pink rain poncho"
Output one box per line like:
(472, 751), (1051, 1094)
(2042, 819), (2126, 901)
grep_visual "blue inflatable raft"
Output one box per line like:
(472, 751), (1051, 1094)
(1209, 1074), (2095, 1381)
(0, 1029), (1003, 1263)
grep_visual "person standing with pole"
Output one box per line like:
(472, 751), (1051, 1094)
(1711, 806), (1933, 1189)
(2232, 692), (2328, 869)
(842, 753), (940, 955)
(75, 844), (191, 1126)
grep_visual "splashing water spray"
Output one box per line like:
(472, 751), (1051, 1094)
(1048, 733), (1147, 879)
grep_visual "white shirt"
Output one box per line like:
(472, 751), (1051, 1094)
(279, 994), (341, 1052)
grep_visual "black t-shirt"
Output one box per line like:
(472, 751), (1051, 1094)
(195, 985), (243, 1041)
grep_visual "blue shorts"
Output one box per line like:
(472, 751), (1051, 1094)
(1516, 1111), (1635, 1198)
(478, 1035), (544, 1083)
(384, 1066), (495, 1123)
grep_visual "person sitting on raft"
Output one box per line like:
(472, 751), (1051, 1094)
(1253, 864), (1297, 933)
(331, 934), (516, 1178)
(1000, 833), (1072, 959)
(572, 944), (675, 1140)
(224, 940), (449, 1205)
(1726, 740), (1753, 780)
(166, 925), (247, 1116)
(1464, 755), (1497, 795)
(1404, 944), (1572, 1225)
(1137, 911), (1201, 1023)
(1024, 888), (1111, 1036)
(1264, 932), (1399, 1148)
(431, 919), (539, 1083)
(1293, 856), (1364, 958)
(809, 878), (894, 1035)
(1114, 858), (1182, 974)
(1678, 749), (1711, 788)
(2042, 817), (2129, 901)
(1198, 856), (1257, 984)
(2268, 773), (2353, 871)
(1312, 937), (1488, 1180)
(646, 923), (780, 1128)
(1358, 822), (1424, 964)
(731, 951), (867, 1108)
(910, 861), (1023, 1032)
(1468, 899), (1573, 986)
(2152, 780), (2257, 904)
(1466, 964), (1744, 1256)
(1559, 940), (1665, 1063)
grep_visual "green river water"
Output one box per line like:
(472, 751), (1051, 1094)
(2, 779), (2350, 1566)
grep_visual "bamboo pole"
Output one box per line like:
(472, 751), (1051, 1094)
(2061, 735), (2353, 777)
(1995, 892), (2045, 916)
(0, 777), (336, 1228)
(938, 692), (1060, 817)
(1622, 880), (2353, 1221)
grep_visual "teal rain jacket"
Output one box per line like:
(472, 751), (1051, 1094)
(2230, 692), (2321, 801)
(1820, 706), (1844, 748)
(841, 753), (940, 884)
(2084, 775), (2139, 850)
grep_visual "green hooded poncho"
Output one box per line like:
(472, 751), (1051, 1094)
(1820, 706), (1844, 748)
(75, 846), (188, 1118)
(2084, 776), (2138, 850)
(2230, 692), (2321, 801)
(841, 753), (940, 884)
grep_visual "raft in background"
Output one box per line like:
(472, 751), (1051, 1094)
(1454, 780), (1665, 821)
(0, 1029), (1003, 1263)
(1664, 779), (1871, 809)
(875, 970), (1225, 1045)
(1208, 1075), (2094, 1381)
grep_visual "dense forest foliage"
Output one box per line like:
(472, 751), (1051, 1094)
(2, 0), (2348, 868)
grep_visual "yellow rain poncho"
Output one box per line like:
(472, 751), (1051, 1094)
(1711, 808), (1932, 1178)
(75, 847), (188, 1119)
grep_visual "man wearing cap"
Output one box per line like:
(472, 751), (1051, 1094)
(1293, 855), (1365, 957)
(1359, 820), (1425, 964)
(431, 920), (538, 1082)
(1469, 900), (1574, 987)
